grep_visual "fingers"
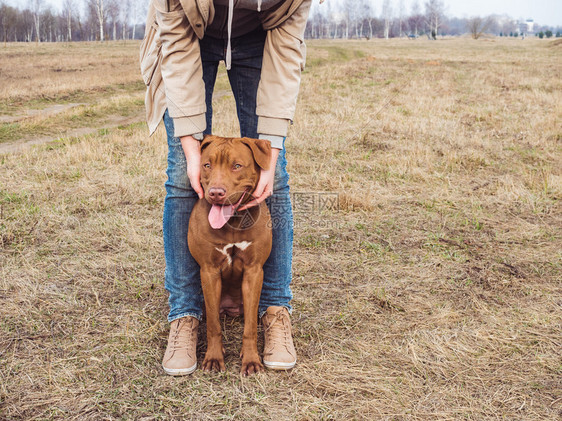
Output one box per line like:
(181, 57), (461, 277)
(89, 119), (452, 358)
(240, 181), (266, 210)
(191, 176), (204, 199)
(238, 188), (272, 211)
(238, 170), (274, 211)
(237, 200), (257, 212)
(193, 183), (204, 200)
(181, 136), (204, 199)
(253, 178), (267, 199)
(187, 167), (204, 199)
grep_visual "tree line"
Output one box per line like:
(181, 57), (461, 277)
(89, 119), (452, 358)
(305, 0), (561, 40)
(1, 0), (560, 43)
(0, 0), (147, 43)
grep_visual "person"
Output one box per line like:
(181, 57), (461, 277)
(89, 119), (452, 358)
(140, 0), (313, 375)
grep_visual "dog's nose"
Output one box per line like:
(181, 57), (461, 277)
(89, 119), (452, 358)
(208, 187), (226, 201)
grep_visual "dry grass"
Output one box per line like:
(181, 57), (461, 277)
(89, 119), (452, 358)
(0, 41), (232, 148)
(0, 42), (143, 107)
(0, 42), (147, 147)
(1, 38), (561, 420)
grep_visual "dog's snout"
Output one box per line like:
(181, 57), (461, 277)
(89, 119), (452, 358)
(208, 187), (226, 201)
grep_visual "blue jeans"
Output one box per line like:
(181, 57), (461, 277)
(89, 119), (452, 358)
(163, 29), (294, 322)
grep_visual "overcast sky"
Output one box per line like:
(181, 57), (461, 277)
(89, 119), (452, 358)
(8, 0), (562, 27)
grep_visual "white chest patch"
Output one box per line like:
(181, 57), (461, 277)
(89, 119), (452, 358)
(215, 242), (252, 265)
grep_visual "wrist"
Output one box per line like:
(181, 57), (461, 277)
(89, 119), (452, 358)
(180, 135), (199, 148)
(268, 148), (279, 173)
(270, 148), (280, 162)
(180, 135), (200, 159)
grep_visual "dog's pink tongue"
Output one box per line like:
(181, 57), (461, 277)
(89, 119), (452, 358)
(208, 204), (235, 229)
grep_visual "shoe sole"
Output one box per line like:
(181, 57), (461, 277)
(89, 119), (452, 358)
(263, 360), (296, 370)
(162, 362), (197, 376)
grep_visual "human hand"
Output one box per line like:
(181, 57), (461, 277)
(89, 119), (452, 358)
(238, 148), (280, 211)
(180, 135), (204, 199)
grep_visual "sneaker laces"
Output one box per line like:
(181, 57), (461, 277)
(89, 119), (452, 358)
(169, 318), (197, 357)
(263, 311), (291, 354)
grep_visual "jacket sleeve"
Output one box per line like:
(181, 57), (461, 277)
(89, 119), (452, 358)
(256, 0), (312, 141)
(153, 0), (206, 137)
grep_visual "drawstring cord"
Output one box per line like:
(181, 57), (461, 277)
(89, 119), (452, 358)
(226, 0), (267, 69)
(225, 0), (234, 70)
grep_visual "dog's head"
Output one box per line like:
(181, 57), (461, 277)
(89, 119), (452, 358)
(200, 135), (271, 229)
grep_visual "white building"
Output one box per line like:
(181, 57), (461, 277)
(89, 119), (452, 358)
(524, 19), (535, 34)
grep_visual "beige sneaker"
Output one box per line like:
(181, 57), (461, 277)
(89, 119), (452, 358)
(162, 316), (199, 376)
(261, 306), (297, 370)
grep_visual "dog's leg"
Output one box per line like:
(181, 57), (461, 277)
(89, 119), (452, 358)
(240, 265), (264, 375)
(200, 268), (226, 372)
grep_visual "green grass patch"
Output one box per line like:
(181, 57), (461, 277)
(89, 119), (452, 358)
(306, 45), (366, 69)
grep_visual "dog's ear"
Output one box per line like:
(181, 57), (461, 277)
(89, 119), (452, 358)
(240, 138), (271, 170)
(200, 134), (216, 152)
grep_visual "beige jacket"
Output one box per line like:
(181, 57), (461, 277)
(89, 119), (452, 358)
(140, 0), (312, 142)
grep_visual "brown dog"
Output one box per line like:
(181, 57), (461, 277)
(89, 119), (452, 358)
(188, 135), (272, 375)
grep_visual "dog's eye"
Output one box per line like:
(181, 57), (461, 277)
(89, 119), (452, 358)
(203, 163), (211, 169)
(233, 164), (242, 170)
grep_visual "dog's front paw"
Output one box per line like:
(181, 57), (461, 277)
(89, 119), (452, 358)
(202, 351), (225, 372)
(240, 354), (264, 376)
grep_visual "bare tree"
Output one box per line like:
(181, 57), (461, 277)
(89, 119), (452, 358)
(1, 3), (18, 44)
(364, 1), (375, 39)
(425, 0), (444, 39)
(467, 16), (495, 39)
(382, 0), (392, 39)
(20, 8), (35, 42)
(29, 0), (44, 42)
(308, 7), (323, 38)
(62, 0), (76, 41)
(120, 0), (129, 39)
(327, 2), (340, 39)
(86, 0), (105, 41)
(347, 0), (369, 38)
(324, 3), (338, 39)
(352, 1), (361, 38)
(106, 0), (119, 40)
(42, 7), (55, 41)
(408, 0), (424, 36)
(130, 0), (148, 40)
(398, 0), (405, 37)
(342, 0), (352, 39)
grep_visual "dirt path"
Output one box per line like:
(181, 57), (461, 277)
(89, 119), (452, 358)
(0, 103), (88, 124)
(0, 113), (144, 154)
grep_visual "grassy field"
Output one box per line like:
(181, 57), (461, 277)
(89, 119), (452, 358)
(1, 37), (561, 420)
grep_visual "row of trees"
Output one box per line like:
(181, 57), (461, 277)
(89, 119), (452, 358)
(305, 0), (561, 40)
(305, 0), (440, 40)
(0, 0), (147, 43)
(2, 0), (561, 43)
